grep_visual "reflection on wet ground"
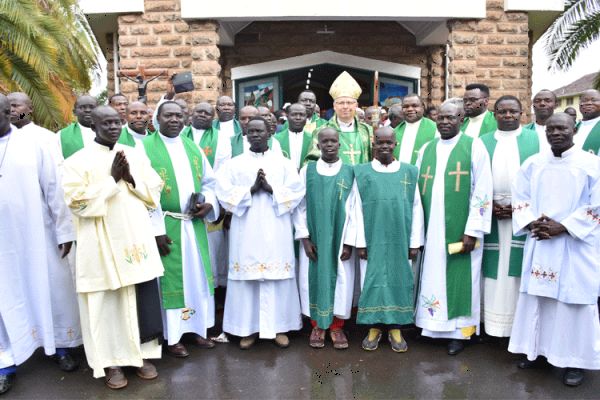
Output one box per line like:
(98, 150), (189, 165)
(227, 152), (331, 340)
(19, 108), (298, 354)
(7, 326), (600, 399)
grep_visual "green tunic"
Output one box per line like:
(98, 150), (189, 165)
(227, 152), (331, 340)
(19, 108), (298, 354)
(354, 162), (417, 325)
(58, 122), (85, 159)
(306, 162), (354, 329)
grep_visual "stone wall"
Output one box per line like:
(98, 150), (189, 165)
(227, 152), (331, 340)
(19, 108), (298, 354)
(447, 0), (531, 117)
(114, 0), (222, 106)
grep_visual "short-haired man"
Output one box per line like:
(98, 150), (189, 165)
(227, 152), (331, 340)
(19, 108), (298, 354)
(462, 83), (497, 138)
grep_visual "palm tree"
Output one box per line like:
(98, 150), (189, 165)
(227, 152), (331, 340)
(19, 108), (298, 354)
(543, 0), (600, 89)
(0, 0), (100, 130)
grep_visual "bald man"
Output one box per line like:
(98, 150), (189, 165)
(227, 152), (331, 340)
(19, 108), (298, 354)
(525, 90), (557, 153)
(575, 89), (600, 155)
(214, 96), (242, 138)
(58, 94), (98, 159)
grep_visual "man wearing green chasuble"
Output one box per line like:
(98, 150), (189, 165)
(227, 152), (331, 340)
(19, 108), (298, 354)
(294, 128), (358, 349)
(143, 101), (220, 358)
(415, 103), (492, 356)
(57, 95), (98, 160)
(354, 126), (424, 352)
(274, 103), (314, 171)
(116, 101), (153, 148)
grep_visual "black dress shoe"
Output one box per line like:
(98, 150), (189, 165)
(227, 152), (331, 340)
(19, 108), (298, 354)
(517, 356), (547, 369)
(447, 340), (465, 355)
(563, 368), (584, 387)
(52, 353), (79, 372)
(0, 373), (15, 395)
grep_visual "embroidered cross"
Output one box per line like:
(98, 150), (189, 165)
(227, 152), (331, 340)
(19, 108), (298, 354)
(342, 144), (360, 165)
(337, 178), (349, 200)
(400, 173), (412, 199)
(159, 168), (171, 194)
(67, 328), (74, 340)
(203, 146), (213, 156)
(420, 165), (433, 195)
(585, 208), (600, 224)
(512, 203), (530, 212)
(192, 157), (202, 180)
(448, 161), (468, 192)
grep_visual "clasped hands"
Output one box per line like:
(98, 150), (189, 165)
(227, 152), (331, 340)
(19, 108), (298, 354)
(250, 169), (273, 195)
(111, 151), (135, 187)
(493, 201), (512, 220)
(528, 215), (566, 240)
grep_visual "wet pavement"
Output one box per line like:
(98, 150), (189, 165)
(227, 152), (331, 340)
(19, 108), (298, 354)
(5, 324), (600, 399)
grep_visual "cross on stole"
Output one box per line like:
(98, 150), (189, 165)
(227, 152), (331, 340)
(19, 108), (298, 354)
(337, 178), (349, 200)
(342, 144), (360, 165)
(448, 161), (468, 192)
(400, 173), (412, 198)
(420, 165), (433, 195)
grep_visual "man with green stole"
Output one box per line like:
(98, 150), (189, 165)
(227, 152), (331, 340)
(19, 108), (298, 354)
(415, 103), (493, 355)
(143, 101), (220, 358)
(216, 117), (305, 350)
(574, 89), (600, 155)
(275, 103), (314, 170)
(353, 126), (424, 352)
(187, 102), (230, 288)
(461, 83), (497, 138)
(213, 95), (242, 138)
(299, 90), (327, 134)
(117, 101), (153, 148)
(394, 94), (437, 165)
(524, 90), (557, 153)
(294, 127), (358, 349)
(230, 105), (283, 158)
(480, 96), (539, 339)
(57, 95), (98, 159)
(311, 71), (371, 165)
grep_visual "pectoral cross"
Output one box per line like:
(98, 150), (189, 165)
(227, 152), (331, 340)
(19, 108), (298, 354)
(337, 178), (349, 200)
(400, 173), (412, 199)
(420, 165), (433, 195)
(342, 144), (360, 165)
(448, 161), (468, 192)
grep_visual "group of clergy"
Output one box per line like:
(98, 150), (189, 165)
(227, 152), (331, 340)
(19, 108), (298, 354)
(1, 70), (600, 394)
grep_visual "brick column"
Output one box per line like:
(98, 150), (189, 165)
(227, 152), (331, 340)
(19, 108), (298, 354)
(115, 0), (222, 107)
(447, 0), (531, 118)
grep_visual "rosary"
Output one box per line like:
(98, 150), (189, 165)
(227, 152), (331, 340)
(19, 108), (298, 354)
(0, 133), (11, 178)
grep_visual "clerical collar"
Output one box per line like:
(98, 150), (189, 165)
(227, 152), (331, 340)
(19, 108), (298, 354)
(220, 119), (234, 126)
(78, 122), (93, 132)
(552, 145), (577, 159)
(127, 125), (147, 139)
(374, 158), (394, 168)
(93, 138), (115, 150)
(440, 132), (462, 144)
(337, 118), (354, 128)
(470, 111), (486, 122)
(250, 148), (270, 157)
(581, 115), (600, 126)
(496, 127), (521, 138)
(192, 126), (207, 133)
(406, 118), (422, 127)
(289, 129), (304, 134)
(318, 158), (341, 168)
(158, 132), (180, 143)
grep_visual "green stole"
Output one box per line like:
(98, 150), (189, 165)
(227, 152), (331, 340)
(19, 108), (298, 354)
(393, 117), (437, 164)
(461, 111), (497, 137)
(274, 128), (313, 168)
(325, 116), (372, 165)
(142, 133), (214, 309)
(212, 118), (242, 136)
(418, 134), (473, 319)
(306, 162), (354, 329)
(523, 122), (535, 131)
(480, 128), (539, 279)
(59, 122), (85, 159)
(355, 162), (417, 325)
(184, 126), (219, 167)
(118, 127), (154, 147)
(230, 134), (273, 158)
(575, 120), (600, 155)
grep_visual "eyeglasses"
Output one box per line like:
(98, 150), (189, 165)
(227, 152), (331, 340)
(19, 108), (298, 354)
(334, 101), (357, 107)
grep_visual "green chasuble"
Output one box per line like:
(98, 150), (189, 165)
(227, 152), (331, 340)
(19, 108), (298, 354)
(575, 120), (600, 155)
(461, 111), (497, 137)
(142, 133), (214, 309)
(306, 162), (354, 329)
(418, 134), (474, 319)
(480, 128), (539, 279)
(212, 118), (242, 136)
(183, 126), (220, 167)
(393, 117), (437, 164)
(319, 115), (372, 165)
(355, 162), (418, 325)
(274, 128), (313, 168)
(59, 122), (85, 159)
(230, 133), (274, 158)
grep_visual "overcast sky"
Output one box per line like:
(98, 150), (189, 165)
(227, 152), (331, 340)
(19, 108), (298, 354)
(531, 38), (600, 95)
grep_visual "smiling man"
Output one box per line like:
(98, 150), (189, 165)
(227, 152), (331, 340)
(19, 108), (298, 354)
(117, 101), (152, 147)
(508, 112), (600, 387)
(216, 116), (305, 350)
(62, 106), (164, 389)
(393, 94), (437, 165)
(354, 126), (424, 352)
(461, 83), (497, 138)
(574, 89), (600, 154)
(274, 103), (314, 170)
(58, 95), (98, 159)
(415, 103), (492, 356)
(479, 96), (540, 340)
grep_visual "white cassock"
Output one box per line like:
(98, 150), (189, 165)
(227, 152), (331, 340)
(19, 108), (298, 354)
(287, 130), (306, 170)
(125, 125), (148, 148)
(293, 158), (358, 320)
(157, 133), (220, 344)
(531, 123), (551, 154)
(191, 126), (231, 287)
(0, 127), (75, 368)
(216, 150), (305, 339)
(574, 115), (600, 150)
(415, 133), (493, 339)
(354, 159), (425, 291)
(483, 128), (526, 337)
(463, 112), (487, 138)
(218, 119), (236, 138)
(398, 119), (424, 164)
(17, 123), (81, 349)
(508, 146), (600, 369)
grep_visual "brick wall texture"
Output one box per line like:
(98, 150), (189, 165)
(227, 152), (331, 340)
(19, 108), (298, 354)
(113, 0), (531, 115)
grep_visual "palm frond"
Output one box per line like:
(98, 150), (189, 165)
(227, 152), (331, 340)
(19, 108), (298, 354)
(547, 11), (600, 70)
